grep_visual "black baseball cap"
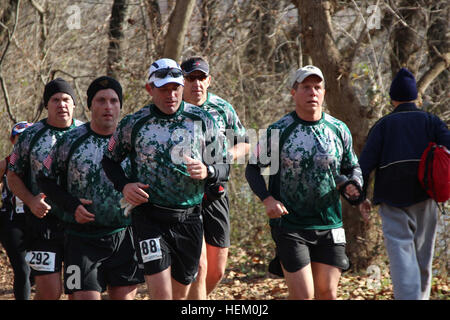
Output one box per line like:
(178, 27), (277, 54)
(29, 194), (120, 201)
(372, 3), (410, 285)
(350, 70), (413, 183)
(181, 57), (209, 75)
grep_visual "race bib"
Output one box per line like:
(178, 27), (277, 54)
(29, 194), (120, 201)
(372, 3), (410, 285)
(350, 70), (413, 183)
(25, 251), (56, 272)
(331, 228), (346, 244)
(15, 196), (24, 214)
(140, 238), (162, 263)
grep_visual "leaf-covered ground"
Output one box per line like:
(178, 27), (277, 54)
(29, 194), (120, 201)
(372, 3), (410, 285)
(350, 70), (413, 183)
(0, 245), (447, 300)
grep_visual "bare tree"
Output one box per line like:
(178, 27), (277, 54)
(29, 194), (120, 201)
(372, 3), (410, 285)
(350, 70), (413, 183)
(198, 0), (218, 54)
(384, 0), (449, 103)
(417, 1), (449, 102)
(163, 0), (196, 61)
(244, 0), (283, 71)
(107, 0), (129, 79)
(388, 0), (425, 74)
(0, 0), (19, 44)
(0, 0), (20, 123)
(143, 0), (163, 57)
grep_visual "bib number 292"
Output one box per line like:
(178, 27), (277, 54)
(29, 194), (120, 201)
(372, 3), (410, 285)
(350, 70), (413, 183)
(140, 238), (162, 263)
(25, 251), (56, 272)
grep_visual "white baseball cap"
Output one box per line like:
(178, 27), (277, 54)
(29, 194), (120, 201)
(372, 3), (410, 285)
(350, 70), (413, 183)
(289, 65), (324, 88)
(147, 58), (184, 88)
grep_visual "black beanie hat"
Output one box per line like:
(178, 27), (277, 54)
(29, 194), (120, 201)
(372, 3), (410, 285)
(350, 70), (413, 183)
(389, 68), (418, 102)
(87, 76), (123, 109)
(43, 78), (77, 107)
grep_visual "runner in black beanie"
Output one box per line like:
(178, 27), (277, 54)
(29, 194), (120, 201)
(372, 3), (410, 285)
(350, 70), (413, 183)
(43, 78), (77, 107)
(87, 76), (123, 109)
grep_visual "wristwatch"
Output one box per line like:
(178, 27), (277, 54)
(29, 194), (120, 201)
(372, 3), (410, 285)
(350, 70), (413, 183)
(206, 165), (215, 179)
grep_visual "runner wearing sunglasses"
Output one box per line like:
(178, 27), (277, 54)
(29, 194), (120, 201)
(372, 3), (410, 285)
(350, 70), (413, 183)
(102, 58), (229, 300)
(148, 67), (184, 80)
(181, 56), (249, 300)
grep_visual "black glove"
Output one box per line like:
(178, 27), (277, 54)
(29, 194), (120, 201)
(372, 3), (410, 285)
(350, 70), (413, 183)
(339, 180), (365, 206)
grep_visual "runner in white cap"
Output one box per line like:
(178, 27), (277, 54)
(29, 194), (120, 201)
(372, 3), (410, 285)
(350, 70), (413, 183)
(102, 58), (229, 300)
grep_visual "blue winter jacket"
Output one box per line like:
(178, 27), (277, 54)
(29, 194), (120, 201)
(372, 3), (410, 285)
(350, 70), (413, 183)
(359, 102), (450, 207)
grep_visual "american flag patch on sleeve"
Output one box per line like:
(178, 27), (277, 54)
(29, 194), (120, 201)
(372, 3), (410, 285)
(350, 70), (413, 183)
(43, 155), (52, 170)
(108, 136), (116, 152)
(9, 152), (18, 166)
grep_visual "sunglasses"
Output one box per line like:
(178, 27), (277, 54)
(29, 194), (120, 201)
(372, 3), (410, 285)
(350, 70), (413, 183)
(184, 74), (208, 82)
(148, 67), (183, 80)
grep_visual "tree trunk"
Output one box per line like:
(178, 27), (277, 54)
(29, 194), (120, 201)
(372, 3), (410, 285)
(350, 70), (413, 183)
(143, 0), (163, 57)
(389, 0), (425, 75)
(417, 2), (449, 101)
(0, 0), (19, 44)
(244, 1), (282, 71)
(199, 0), (217, 54)
(162, 0), (196, 61)
(293, 0), (381, 271)
(0, 0), (20, 123)
(107, 0), (128, 79)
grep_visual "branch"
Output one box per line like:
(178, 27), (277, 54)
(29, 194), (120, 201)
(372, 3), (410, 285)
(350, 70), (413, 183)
(350, 0), (385, 94)
(28, 0), (44, 14)
(29, 0), (47, 44)
(417, 51), (450, 101)
(0, 74), (16, 123)
(0, 0), (18, 44)
(0, 0), (21, 123)
(383, 1), (422, 37)
(49, 69), (94, 80)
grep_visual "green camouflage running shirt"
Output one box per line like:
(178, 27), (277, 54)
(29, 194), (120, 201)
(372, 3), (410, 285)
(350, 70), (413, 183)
(103, 101), (224, 208)
(201, 92), (247, 149)
(8, 118), (83, 219)
(41, 123), (131, 232)
(254, 111), (362, 230)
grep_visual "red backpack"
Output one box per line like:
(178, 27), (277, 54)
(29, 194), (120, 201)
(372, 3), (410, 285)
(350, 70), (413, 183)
(418, 142), (450, 204)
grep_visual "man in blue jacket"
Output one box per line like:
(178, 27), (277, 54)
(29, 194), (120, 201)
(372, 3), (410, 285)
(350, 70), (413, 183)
(359, 68), (450, 300)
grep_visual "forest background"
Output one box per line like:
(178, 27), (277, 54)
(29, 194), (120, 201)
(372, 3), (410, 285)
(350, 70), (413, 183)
(0, 0), (448, 299)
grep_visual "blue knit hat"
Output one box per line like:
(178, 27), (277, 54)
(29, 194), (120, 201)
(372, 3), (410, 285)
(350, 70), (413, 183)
(389, 68), (418, 101)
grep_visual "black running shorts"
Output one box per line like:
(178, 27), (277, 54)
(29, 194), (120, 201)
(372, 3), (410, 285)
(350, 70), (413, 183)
(271, 225), (350, 272)
(63, 227), (144, 293)
(132, 206), (203, 285)
(202, 194), (230, 248)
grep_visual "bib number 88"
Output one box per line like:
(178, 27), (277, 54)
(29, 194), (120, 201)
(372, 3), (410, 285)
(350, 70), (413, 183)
(140, 238), (162, 263)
